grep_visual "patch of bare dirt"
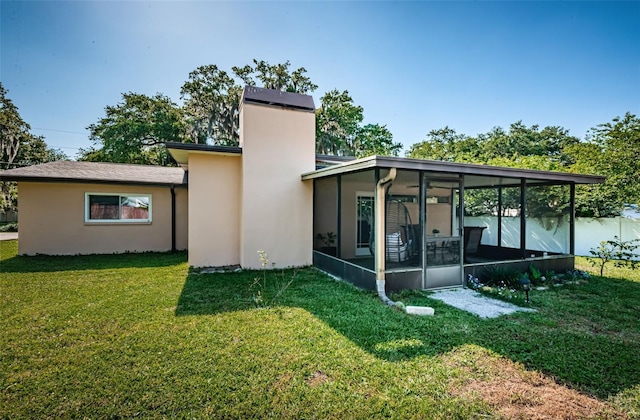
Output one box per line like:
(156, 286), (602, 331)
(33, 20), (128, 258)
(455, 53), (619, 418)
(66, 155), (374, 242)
(444, 345), (626, 419)
(305, 370), (330, 387)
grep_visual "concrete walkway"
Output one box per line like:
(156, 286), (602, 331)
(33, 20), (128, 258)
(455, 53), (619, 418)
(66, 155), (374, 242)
(429, 288), (536, 319)
(0, 232), (18, 241)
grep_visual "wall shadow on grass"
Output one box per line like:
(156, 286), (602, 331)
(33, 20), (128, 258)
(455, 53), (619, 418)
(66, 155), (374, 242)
(0, 250), (188, 273)
(175, 267), (640, 399)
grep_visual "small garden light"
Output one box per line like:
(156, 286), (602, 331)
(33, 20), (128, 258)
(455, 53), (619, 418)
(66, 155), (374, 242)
(519, 277), (531, 304)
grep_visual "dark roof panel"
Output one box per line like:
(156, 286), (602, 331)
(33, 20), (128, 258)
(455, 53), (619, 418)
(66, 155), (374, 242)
(242, 86), (315, 112)
(0, 161), (187, 186)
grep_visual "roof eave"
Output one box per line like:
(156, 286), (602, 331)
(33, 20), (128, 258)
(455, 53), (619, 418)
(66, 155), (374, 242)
(166, 142), (242, 166)
(1, 175), (187, 187)
(301, 155), (606, 185)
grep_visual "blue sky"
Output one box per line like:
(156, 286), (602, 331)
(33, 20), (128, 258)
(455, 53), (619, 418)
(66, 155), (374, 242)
(2, 1), (639, 159)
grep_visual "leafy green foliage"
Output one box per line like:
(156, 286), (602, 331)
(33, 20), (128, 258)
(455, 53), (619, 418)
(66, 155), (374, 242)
(0, 222), (17, 232)
(182, 60), (317, 146)
(180, 64), (243, 146)
(588, 235), (640, 276)
(528, 264), (543, 285)
(0, 83), (29, 168)
(80, 60), (316, 159)
(315, 89), (363, 155)
(407, 126), (479, 162)
(568, 112), (640, 217)
(481, 265), (522, 288)
(0, 83), (68, 211)
(315, 90), (401, 157)
(79, 92), (188, 165)
(355, 123), (402, 157)
(408, 115), (639, 218)
(233, 59), (317, 94)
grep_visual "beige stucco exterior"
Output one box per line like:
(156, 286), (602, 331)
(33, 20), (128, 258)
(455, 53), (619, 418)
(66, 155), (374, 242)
(313, 177), (338, 249)
(240, 102), (315, 269)
(187, 153), (241, 267)
(17, 182), (187, 255)
(9, 87), (316, 267)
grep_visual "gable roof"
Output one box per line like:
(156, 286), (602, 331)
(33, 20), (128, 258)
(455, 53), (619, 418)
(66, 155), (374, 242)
(0, 161), (187, 187)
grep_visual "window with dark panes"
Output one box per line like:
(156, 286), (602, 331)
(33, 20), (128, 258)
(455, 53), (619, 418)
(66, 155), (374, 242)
(85, 194), (151, 222)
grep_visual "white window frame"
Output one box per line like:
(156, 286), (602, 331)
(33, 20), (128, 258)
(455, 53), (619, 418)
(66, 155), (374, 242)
(84, 193), (152, 223)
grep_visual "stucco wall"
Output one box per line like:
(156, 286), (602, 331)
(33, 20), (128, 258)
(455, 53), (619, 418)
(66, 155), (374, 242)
(240, 102), (315, 269)
(313, 177), (338, 248)
(17, 181), (187, 255)
(187, 153), (241, 267)
(175, 188), (189, 251)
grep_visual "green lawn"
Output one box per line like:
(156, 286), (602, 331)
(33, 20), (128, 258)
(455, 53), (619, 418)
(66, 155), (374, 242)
(1, 239), (638, 418)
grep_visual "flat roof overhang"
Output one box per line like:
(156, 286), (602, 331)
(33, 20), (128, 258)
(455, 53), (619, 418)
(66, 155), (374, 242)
(166, 142), (242, 168)
(301, 155), (605, 187)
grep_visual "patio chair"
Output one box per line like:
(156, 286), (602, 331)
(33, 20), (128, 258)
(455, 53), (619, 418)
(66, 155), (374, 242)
(463, 226), (486, 262)
(369, 199), (416, 263)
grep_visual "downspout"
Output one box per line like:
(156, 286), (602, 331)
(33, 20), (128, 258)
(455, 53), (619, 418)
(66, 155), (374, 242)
(375, 168), (397, 306)
(375, 168), (435, 316)
(170, 185), (176, 253)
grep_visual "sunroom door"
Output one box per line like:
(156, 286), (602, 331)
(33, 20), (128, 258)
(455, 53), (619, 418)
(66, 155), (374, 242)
(356, 192), (374, 256)
(423, 177), (463, 289)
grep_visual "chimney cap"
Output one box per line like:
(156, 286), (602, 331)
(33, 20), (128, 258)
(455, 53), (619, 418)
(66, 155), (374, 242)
(242, 86), (315, 112)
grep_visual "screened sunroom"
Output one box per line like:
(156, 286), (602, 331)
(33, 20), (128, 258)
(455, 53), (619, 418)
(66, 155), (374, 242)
(304, 156), (604, 291)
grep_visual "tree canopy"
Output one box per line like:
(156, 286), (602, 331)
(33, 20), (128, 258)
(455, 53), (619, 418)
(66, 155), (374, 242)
(79, 92), (188, 166)
(1, 83), (31, 170)
(567, 112), (640, 217)
(0, 82), (68, 211)
(74, 59), (637, 220)
(407, 116), (639, 217)
(83, 60), (401, 160)
(180, 60), (317, 146)
(315, 89), (402, 157)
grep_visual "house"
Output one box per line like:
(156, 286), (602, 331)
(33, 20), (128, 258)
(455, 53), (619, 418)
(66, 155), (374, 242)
(0, 86), (605, 292)
(0, 161), (188, 255)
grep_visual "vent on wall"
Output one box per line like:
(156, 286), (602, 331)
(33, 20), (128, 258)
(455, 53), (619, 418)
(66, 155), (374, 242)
(426, 196), (450, 204)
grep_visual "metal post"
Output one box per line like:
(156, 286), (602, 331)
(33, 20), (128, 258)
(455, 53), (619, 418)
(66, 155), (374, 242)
(569, 183), (576, 255)
(497, 186), (503, 249)
(520, 178), (527, 258)
(336, 175), (342, 258)
(419, 172), (426, 287)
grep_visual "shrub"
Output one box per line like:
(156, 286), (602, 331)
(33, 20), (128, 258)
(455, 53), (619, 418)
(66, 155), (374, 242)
(0, 223), (17, 232)
(482, 266), (521, 289)
(528, 264), (544, 286)
(588, 236), (640, 276)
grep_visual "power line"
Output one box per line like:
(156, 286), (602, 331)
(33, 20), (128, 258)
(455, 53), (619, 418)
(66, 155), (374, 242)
(50, 145), (82, 150)
(32, 127), (87, 135)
